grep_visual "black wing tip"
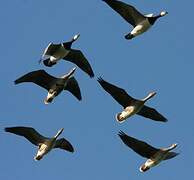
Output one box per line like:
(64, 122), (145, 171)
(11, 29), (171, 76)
(67, 143), (74, 153)
(118, 130), (126, 138)
(78, 95), (82, 101)
(70, 147), (74, 153)
(162, 118), (168, 122)
(97, 76), (104, 83)
(89, 72), (95, 78)
(158, 115), (168, 122)
(14, 79), (19, 84)
(4, 127), (10, 132)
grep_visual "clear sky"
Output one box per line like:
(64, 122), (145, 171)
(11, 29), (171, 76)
(1, 0), (193, 179)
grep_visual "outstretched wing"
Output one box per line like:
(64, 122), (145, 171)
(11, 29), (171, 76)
(118, 131), (158, 158)
(14, 70), (57, 91)
(64, 49), (94, 78)
(64, 77), (82, 101)
(54, 138), (74, 153)
(5, 127), (46, 146)
(137, 105), (168, 122)
(164, 152), (179, 160)
(103, 0), (145, 27)
(97, 77), (134, 108)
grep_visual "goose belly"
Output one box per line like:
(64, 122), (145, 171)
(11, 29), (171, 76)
(34, 144), (52, 160)
(131, 19), (151, 36)
(117, 105), (140, 121)
(145, 153), (166, 168)
(50, 47), (70, 62)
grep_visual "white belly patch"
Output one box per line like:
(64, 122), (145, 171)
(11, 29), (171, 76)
(50, 47), (70, 63)
(131, 19), (151, 36)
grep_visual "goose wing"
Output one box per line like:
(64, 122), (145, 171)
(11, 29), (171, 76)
(14, 70), (57, 91)
(103, 0), (145, 27)
(63, 49), (94, 78)
(64, 77), (82, 101)
(164, 152), (179, 160)
(54, 138), (74, 152)
(137, 105), (167, 122)
(118, 131), (158, 158)
(42, 43), (62, 57)
(97, 77), (135, 108)
(5, 127), (46, 146)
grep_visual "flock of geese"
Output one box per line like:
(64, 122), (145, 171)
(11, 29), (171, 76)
(5, 0), (179, 173)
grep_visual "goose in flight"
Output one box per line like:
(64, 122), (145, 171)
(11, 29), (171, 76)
(97, 77), (167, 123)
(103, 0), (168, 40)
(5, 126), (74, 161)
(118, 131), (179, 172)
(40, 34), (94, 78)
(14, 67), (81, 104)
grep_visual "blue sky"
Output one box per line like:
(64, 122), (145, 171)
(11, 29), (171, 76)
(1, 0), (193, 179)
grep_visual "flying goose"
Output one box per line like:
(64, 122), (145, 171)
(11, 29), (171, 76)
(5, 126), (74, 161)
(97, 77), (167, 123)
(118, 131), (179, 172)
(40, 34), (94, 78)
(14, 67), (81, 104)
(103, 0), (168, 40)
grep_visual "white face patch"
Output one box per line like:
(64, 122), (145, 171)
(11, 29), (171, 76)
(160, 11), (167, 16)
(73, 34), (80, 41)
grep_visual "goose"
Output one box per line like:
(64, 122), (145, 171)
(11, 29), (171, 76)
(39, 34), (94, 78)
(5, 126), (74, 161)
(118, 131), (179, 172)
(97, 77), (167, 123)
(102, 0), (168, 40)
(14, 67), (81, 104)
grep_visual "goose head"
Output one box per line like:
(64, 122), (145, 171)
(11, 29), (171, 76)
(166, 143), (178, 151)
(54, 128), (64, 139)
(72, 34), (80, 42)
(160, 11), (168, 17)
(142, 92), (156, 102)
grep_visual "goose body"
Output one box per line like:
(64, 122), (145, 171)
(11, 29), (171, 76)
(40, 34), (94, 78)
(103, 0), (168, 40)
(14, 67), (82, 104)
(5, 127), (74, 161)
(97, 77), (167, 123)
(43, 43), (70, 64)
(118, 131), (179, 172)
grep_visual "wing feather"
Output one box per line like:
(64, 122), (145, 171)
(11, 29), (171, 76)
(103, 0), (145, 27)
(118, 131), (158, 158)
(5, 127), (46, 146)
(14, 70), (57, 91)
(137, 105), (167, 122)
(97, 77), (134, 108)
(64, 49), (94, 78)
(54, 138), (74, 152)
